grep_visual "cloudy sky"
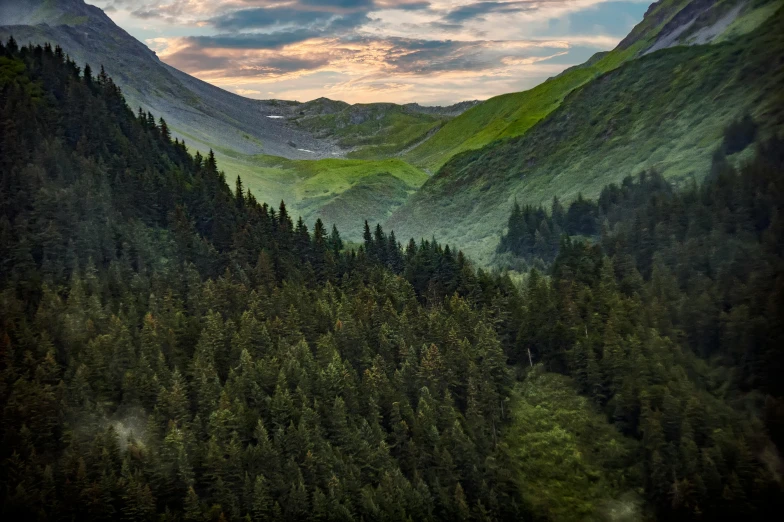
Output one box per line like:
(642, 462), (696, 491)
(91, 0), (651, 105)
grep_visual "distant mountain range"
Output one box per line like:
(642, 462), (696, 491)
(2, 0), (783, 253)
(0, 0), (479, 239)
(0, 0), (477, 161)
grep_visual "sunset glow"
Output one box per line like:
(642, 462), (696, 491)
(92, 1), (650, 104)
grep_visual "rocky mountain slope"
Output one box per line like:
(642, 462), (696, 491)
(0, 0), (320, 159)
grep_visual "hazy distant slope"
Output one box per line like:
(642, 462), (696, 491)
(402, 0), (778, 172)
(388, 5), (784, 265)
(290, 101), (478, 161)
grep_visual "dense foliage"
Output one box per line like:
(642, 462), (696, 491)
(499, 127), (784, 518)
(0, 39), (527, 521)
(497, 192), (602, 263)
(500, 130), (784, 396)
(2, 37), (783, 522)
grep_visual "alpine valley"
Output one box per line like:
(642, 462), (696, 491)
(1, 0), (784, 521)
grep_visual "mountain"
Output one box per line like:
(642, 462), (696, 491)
(389, 0), (784, 265)
(0, 0), (475, 239)
(0, 0), (475, 162)
(0, 0), (322, 159)
(401, 0), (782, 173)
(4, 0), (781, 247)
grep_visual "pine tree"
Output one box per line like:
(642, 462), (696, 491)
(184, 487), (204, 521)
(207, 149), (218, 172)
(329, 224), (343, 256)
(83, 63), (92, 85)
(159, 117), (171, 142)
(363, 221), (374, 260)
(251, 475), (272, 521)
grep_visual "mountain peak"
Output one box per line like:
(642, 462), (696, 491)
(0, 0), (104, 27)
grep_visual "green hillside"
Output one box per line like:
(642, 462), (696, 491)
(388, 5), (784, 265)
(213, 153), (428, 241)
(402, 0), (779, 172)
(298, 108), (441, 160)
(402, 64), (602, 172)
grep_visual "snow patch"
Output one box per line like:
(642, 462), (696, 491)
(266, 115), (284, 119)
(297, 149), (316, 154)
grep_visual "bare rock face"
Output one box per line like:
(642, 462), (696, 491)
(645, 0), (748, 53)
(616, 0), (748, 56)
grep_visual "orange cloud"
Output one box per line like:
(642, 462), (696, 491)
(96, 0), (649, 103)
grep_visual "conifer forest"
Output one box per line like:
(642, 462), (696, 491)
(2, 24), (784, 522)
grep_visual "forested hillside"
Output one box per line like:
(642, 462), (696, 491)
(498, 134), (784, 519)
(0, 38), (522, 522)
(2, 38), (783, 521)
(497, 127), (784, 391)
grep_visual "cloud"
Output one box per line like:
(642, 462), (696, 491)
(208, 8), (369, 32)
(95, 0), (650, 103)
(201, 1), (431, 38)
(99, 0), (430, 24)
(189, 31), (323, 50)
(442, 1), (542, 23)
(163, 32), (574, 82)
(160, 39), (333, 75)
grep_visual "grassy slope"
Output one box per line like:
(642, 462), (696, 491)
(400, 0), (776, 173)
(402, 67), (601, 172)
(505, 369), (642, 521)
(168, 101), (447, 239)
(714, 0), (784, 41)
(313, 173), (415, 240)
(387, 7), (784, 265)
(214, 152), (428, 241)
